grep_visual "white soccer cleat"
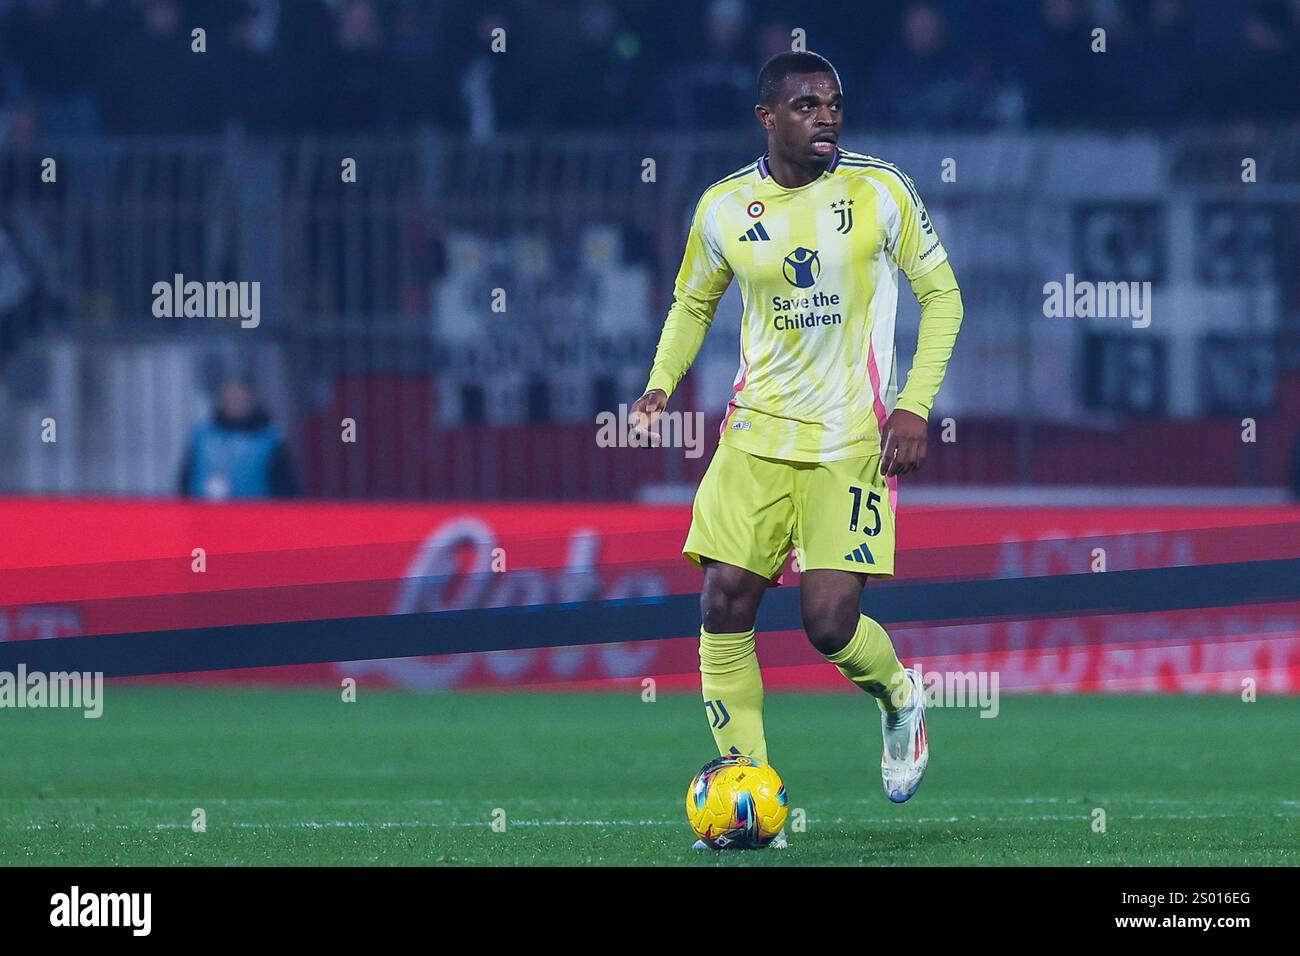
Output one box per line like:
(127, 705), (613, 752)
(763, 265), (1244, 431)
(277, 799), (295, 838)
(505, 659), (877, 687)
(881, 667), (929, 803)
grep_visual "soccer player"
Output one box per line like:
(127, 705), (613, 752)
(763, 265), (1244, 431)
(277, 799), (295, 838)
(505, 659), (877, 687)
(630, 51), (963, 844)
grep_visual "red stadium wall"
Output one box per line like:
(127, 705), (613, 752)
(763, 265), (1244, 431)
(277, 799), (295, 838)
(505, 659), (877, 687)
(2, 497), (1298, 693)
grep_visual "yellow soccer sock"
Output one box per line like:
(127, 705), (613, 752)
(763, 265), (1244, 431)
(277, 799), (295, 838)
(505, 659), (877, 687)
(698, 628), (768, 763)
(824, 614), (912, 713)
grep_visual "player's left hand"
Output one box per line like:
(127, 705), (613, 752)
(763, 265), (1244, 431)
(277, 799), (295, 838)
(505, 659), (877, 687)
(880, 408), (927, 477)
(627, 389), (668, 448)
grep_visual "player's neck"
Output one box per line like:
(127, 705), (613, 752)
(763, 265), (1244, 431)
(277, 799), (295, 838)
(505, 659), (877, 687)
(764, 148), (829, 189)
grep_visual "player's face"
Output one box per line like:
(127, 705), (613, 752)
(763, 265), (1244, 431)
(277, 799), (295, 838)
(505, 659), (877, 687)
(761, 72), (843, 166)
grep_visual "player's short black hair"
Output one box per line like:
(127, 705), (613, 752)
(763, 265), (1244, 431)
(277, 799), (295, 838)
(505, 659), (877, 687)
(756, 51), (840, 106)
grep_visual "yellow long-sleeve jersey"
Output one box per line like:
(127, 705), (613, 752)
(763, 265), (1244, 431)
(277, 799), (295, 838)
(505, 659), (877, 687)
(645, 147), (963, 462)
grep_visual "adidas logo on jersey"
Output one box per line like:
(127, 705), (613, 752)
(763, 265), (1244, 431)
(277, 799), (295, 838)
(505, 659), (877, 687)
(739, 222), (770, 242)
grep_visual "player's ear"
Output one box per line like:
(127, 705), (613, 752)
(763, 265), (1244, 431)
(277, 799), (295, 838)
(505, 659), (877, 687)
(754, 104), (772, 130)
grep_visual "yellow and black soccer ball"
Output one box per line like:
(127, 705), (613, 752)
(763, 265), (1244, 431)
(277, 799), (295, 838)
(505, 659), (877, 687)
(685, 754), (788, 849)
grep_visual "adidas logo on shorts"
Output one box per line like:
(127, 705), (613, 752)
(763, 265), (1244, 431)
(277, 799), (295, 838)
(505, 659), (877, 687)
(844, 544), (875, 564)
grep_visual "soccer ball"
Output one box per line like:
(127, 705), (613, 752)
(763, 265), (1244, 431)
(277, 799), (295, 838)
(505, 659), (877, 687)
(685, 754), (788, 848)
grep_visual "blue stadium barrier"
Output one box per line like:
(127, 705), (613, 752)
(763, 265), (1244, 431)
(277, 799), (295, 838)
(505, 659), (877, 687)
(1, 558), (1297, 678)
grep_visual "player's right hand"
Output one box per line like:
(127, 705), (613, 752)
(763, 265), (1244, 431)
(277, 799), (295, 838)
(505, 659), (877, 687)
(627, 389), (668, 446)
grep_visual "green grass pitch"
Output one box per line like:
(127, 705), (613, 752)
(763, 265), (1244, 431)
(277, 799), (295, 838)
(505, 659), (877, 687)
(1, 688), (1296, 866)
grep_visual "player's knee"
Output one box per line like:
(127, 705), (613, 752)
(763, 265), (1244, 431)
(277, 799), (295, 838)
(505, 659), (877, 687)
(700, 591), (759, 633)
(700, 577), (760, 633)
(802, 601), (858, 656)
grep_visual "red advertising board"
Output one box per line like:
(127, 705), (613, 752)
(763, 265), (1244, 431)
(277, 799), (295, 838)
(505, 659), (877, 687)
(2, 497), (1297, 692)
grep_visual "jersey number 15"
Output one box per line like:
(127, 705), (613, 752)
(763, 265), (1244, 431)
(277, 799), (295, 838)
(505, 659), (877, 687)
(848, 486), (882, 536)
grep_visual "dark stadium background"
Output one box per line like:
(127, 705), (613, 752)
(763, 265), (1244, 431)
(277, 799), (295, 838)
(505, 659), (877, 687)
(2, 0), (1298, 501)
(0, 0), (1296, 868)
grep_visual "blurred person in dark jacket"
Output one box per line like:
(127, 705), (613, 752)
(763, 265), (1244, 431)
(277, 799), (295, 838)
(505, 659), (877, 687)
(178, 378), (298, 499)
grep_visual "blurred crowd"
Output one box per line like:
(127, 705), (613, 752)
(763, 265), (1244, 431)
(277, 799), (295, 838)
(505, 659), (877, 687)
(1, 0), (1297, 143)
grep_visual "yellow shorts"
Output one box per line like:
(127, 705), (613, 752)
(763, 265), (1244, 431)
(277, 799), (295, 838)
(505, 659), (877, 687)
(683, 444), (896, 580)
